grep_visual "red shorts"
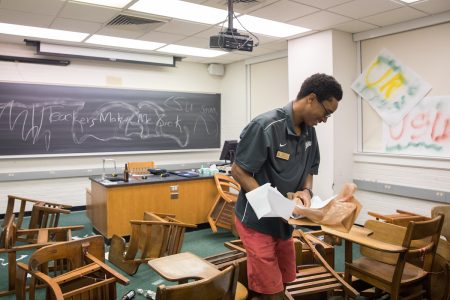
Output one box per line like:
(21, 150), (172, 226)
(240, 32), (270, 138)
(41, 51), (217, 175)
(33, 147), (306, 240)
(235, 217), (296, 294)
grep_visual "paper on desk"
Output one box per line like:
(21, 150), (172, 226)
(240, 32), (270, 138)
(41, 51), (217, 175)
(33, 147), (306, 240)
(292, 195), (336, 219)
(246, 183), (296, 221)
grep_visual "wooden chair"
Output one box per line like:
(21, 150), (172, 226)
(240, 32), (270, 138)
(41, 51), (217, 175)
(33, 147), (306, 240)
(16, 235), (129, 300)
(0, 195), (81, 297)
(368, 209), (429, 227)
(109, 212), (197, 275)
(155, 261), (239, 300)
(431, 205), (450, 300)
(1, 195), (72, 243)
(285, 230), (359, 300)
(208, 173), (240, 235)
(127, 161), (155, 175)
(345, 214), (444, 300)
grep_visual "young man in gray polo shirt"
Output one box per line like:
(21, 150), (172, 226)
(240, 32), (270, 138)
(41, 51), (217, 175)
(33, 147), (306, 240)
(231, 73), (343, 300)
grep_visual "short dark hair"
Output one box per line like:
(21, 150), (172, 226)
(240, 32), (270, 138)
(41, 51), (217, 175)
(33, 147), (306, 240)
(296, 73), (343, 102)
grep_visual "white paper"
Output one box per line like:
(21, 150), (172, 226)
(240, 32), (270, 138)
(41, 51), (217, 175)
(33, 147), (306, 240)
(292, 194), (336, 219)
(246, 183), (296, 221)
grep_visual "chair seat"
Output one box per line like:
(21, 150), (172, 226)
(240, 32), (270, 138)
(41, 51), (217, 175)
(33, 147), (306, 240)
(235, 282), (248, 300)
(348, 256), (427, 285)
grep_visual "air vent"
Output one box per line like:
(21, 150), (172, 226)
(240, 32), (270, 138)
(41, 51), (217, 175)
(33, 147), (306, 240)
(107, 14), (163, 26)
(105, 14), (167, 33)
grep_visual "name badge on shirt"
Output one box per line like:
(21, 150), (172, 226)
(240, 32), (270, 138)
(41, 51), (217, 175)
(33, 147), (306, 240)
(276, 151), (290, 160)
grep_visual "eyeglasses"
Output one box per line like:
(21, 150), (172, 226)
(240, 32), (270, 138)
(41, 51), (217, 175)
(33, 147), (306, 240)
(316, 98), (333, 118)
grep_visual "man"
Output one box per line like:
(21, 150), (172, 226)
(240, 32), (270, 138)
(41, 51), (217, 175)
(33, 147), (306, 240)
(231, 73), (343, 300)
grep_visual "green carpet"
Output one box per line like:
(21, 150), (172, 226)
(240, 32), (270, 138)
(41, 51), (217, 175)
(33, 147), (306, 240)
(0, 211), (359, 299)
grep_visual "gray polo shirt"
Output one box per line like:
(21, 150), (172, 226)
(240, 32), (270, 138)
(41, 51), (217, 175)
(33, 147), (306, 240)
(234, 102), (320, 239)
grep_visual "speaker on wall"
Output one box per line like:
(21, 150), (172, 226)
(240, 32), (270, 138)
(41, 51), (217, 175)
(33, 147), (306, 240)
(207, 63), (225, 76)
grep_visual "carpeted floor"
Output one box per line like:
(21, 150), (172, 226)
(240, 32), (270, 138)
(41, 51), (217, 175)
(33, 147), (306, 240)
(0, 211), (359, 299)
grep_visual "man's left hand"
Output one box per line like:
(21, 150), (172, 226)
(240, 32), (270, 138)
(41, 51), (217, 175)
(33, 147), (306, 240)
(292, 190), (312, 208)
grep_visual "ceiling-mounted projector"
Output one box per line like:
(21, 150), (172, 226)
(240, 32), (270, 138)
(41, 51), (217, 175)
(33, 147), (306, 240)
(210, 29), (253, 52)
(209, 0), (254, 52)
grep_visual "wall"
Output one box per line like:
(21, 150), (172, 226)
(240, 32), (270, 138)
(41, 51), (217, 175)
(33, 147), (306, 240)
(0, 41), (247, 209)
(288, 30), (357, 200)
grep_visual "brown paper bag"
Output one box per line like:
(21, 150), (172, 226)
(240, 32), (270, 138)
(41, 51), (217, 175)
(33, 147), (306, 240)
(289, 183), (361, 232)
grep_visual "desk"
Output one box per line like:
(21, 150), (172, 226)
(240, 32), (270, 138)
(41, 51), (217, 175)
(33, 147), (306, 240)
(148, 252), (220, 283)
(87, 174), (218, 238)
(321, 225), (407, 266)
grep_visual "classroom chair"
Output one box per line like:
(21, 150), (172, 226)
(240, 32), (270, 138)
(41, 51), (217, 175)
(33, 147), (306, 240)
(345, 214), (444, 300)
(368, 209), (429, 227)
(155, 262), (239, 300)
(15, 235), (129, 300)
(127, 161), (155, 175)
(108, 212), (196, 275)
(207, 173), (240, 236)
(0, 195), (82, 297)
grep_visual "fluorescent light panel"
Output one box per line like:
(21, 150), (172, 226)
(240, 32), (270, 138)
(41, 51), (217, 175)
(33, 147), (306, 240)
(86, 35), (165, 51)
(70, 0), (133, 8)
(39, 43), (174, 65)
(157, 45), (226, 57)
(235, 15), (311, 38)
(129, 0), (228, 25)
(0, 22), (88, 42)
(398, 0), (422, 3)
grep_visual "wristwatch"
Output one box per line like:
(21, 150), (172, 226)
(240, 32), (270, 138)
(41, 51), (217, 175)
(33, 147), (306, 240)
(302, 187), (313, 198)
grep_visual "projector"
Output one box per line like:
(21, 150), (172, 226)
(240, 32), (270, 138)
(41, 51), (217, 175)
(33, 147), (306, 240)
(210, 32), (253, 52)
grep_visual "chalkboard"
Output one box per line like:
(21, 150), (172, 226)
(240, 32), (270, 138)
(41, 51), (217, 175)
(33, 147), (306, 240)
(0, 82), (221, 157)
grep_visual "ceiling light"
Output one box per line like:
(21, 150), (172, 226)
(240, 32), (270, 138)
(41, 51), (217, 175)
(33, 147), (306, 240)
(129, 0), (228, 25)
(85, 35), (165, 51)
(70, 0), (133, 8)
(397, 0), (422, 3)
(235, 15), (311, 38)
(0, 23), (88, 42)
(157, 45), (226, 57)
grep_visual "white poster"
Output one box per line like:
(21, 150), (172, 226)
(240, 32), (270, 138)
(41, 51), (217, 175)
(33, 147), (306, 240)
(352, 49), (432, 126)
(383, 96), (450, 157)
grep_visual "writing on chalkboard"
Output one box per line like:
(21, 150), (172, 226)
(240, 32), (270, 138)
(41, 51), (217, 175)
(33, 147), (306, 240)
(0, 82), (220, 156)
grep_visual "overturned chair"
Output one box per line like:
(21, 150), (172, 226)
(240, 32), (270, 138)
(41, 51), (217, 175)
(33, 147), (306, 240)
(16, 235), (129, 300)
(0, 195), (82, 297)
(208, 173), (240, 236)
(109, 212), (197, 275)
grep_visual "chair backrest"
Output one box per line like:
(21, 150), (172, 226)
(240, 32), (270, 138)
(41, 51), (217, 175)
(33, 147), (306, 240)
(126, 212), (196, 261)
(214, 173), (240, 203)
(155, 263), (238, 300)
(362, 215), (444, 288)
(128, 161), (155, 175)
(431, 205), (450, 241)
(16, 236), (128, 300)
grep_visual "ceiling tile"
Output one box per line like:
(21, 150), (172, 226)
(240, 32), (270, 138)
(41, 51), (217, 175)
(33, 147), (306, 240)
(0, 0), (64, 16)
(261, 39), (288, 51)
(328, 0), (403, 19)
(0, 9), (54, 27)
(195, 26), (224, 38)
(177, 36), (210, 48)
(248, 0), (319, 22)
(140, 30), (186, 44)
(51, 18), (102, 34)
(94, 27), (144, 39)
(411, 0), (450, 14)
(289, 10), (351, 30)
(59, 2), (119, 23)
(291, 0), (353, 9)
(332, 19), (378, 33)
(362, 6), (427, 27)
(156, 20), (211, 36)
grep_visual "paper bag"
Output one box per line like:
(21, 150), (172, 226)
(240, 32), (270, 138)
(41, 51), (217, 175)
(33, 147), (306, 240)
(246, 183), (296, 221)
(289, 183), (361, 232)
